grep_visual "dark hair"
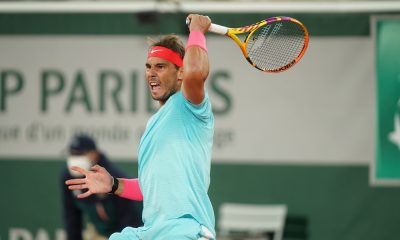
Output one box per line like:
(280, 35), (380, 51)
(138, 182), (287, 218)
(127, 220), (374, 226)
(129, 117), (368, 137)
(148, 34), (185, 62)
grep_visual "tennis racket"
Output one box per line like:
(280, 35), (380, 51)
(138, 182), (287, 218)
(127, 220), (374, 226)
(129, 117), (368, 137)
(190, 17), (309, 73)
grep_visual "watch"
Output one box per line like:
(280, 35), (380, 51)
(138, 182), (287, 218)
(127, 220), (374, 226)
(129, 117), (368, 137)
(109, 176), (119, 194)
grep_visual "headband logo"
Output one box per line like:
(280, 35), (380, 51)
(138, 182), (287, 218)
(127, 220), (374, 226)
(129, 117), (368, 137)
(147, 46), (183, 67)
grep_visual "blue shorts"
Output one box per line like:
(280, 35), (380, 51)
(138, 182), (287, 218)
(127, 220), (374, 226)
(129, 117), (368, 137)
(109, 218), (215, 240)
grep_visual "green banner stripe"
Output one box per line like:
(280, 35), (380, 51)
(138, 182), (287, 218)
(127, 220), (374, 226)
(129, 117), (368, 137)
(0, 12), (396, 36)
(375, 16), (400, 182)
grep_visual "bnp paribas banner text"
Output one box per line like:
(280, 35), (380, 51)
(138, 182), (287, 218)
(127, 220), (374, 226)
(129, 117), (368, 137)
(0, 36), (375, 164)
(372, 16), (400, 185)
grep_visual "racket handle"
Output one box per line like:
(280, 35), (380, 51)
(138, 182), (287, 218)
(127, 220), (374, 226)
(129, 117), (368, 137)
(185, 18), (228, 36)
(208, 23), (228, 35)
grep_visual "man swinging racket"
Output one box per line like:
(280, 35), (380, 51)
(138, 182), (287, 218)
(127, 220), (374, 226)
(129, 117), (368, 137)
(66, 13), (216, 240)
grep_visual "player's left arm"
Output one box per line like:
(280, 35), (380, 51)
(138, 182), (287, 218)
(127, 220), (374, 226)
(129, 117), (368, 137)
(182, 14), (211, 105)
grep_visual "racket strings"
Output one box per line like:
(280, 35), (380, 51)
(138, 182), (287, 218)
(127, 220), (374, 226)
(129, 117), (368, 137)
(246, 21), (306, 72)
(250, 23), (302, 69)
(257, 24), (303, 69)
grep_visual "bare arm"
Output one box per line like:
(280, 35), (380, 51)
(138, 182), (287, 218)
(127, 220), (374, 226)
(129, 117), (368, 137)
(182, 14), (211, 105)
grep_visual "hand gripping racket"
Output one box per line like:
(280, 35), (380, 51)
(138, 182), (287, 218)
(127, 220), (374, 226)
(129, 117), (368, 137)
(190, 17), (309, 73)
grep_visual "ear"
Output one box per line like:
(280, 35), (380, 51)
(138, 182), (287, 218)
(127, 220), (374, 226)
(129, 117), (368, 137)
(177, 67), (184, 82)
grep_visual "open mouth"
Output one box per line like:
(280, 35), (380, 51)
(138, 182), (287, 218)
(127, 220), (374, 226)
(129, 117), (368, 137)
(150, 82), (161, 92)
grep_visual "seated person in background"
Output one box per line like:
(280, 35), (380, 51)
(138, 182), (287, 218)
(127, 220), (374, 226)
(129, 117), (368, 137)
(61, 134), (143, 240)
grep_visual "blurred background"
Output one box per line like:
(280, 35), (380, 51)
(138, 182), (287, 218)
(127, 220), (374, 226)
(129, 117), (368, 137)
(1, 0), (400, 240)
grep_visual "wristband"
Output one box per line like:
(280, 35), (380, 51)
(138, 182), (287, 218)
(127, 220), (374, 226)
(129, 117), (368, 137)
(109, 176), (119, 194)
(186, 30), (208, 53)
(120, 178), (143, 201)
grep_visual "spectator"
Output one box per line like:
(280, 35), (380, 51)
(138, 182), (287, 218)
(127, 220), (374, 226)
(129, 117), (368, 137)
(61, 134), (142, 240)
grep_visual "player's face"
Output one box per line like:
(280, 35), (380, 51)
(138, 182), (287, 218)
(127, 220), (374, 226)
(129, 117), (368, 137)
(145, 57), (182, 105)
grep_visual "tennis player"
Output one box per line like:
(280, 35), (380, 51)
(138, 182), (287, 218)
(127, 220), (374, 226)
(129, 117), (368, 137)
(65, 13), (216, 240)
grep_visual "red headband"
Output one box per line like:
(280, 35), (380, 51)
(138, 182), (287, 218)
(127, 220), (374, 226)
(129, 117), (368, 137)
(147, 46), (183, 67)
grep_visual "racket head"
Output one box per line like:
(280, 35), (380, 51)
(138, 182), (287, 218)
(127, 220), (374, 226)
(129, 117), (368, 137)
(227, 17), (309, 73)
